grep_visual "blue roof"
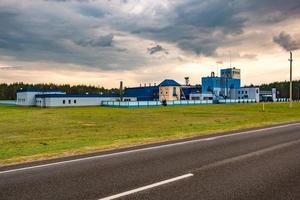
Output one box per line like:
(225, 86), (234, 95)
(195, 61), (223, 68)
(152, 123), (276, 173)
(16, 88), (63, 93)
(159, 79), (181, 86)
(35, 93), (119, 98)
(123, 86), (159, 101)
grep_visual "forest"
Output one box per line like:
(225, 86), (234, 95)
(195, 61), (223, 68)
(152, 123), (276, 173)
(1, 80), (300, 100)
(0, 83), (119, 100)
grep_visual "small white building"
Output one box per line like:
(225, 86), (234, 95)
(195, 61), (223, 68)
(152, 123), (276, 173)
(16, 89), (66, 106)
(35, 94), (123, 107)
(16, 88), (137, 107)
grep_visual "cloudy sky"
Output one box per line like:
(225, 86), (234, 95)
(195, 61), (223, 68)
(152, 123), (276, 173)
(0, 0), (300, 88)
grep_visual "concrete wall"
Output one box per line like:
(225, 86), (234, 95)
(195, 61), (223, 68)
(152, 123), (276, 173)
(159, 86), (181, 101)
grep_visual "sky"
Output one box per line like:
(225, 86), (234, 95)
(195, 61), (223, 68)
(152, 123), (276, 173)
(0, 0), (300, 88)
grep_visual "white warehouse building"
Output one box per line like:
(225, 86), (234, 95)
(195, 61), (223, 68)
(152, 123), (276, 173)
(16, 88), (136, 107)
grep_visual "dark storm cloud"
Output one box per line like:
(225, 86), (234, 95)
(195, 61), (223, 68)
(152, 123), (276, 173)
(126, 0), (300, 56)
(0, 0), (300, 71)
(273, 32), (300, 51)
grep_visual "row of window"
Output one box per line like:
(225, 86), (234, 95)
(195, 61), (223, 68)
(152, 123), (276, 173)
(17, 98), (26, 102)
(238, 90), (248, 94)
(63, 100), (77, 104)
(238, 96), (249, 99)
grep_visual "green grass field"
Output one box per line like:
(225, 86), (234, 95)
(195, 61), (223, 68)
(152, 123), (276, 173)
(1, 102), (300, 165)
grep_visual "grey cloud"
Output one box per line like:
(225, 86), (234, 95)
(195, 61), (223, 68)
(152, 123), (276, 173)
(76, 34), (114, 47)
(147, 44), (168, 55)
(76, 5), (106, 18)
(273, 32), (300, 51)
(0, 2), (150, 70)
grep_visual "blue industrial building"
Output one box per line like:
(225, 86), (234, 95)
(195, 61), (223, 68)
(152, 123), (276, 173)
(202, 68), (241, 98)
(124, 86), (159, 101)
(124, 68), (240, 101)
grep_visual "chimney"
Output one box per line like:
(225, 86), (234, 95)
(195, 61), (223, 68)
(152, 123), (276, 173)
(184, 77), (190, 86)
(119, 81), (123, 101)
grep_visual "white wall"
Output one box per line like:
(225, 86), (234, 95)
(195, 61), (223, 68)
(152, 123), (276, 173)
(17, 92), (39, 106)
(189, 93), (213, 100)
(17, 91), (66, 106)
(230, 88), (260, 102)
(37, 97), (120, 107)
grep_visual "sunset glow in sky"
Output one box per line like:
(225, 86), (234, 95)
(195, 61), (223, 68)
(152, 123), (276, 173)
(0, 0), (300, 88)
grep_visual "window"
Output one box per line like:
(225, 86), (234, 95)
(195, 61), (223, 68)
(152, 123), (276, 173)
(74, 100), (77, 104)
(68, 100), (71, 104)
(238, 91), (240, 94)
(173, 87), (177, 96)
(241, 91), (244, 94)
(63, 100), (65, 104)
(245, 91), (248, 94)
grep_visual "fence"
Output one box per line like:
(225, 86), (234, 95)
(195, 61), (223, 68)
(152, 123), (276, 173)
(276, 98), (289, 102)
(0, 100), (16, 105)
(101, 100), (213, 108)
(218, 99), (256, 104)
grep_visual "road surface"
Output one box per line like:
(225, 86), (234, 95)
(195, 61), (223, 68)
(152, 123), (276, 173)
(1, 122), (300, 200)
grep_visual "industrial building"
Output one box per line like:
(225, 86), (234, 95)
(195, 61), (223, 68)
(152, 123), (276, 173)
(16, 88), (136, 107)
(124, 67), (277, 103)
(16, 67), (278, 107)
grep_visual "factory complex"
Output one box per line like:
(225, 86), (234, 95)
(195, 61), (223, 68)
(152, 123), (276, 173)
(16, 67), (278, 107)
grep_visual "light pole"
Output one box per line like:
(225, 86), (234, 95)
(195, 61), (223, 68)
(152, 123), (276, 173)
(289, 52), (293, 108)
(298, 87), (300, 102)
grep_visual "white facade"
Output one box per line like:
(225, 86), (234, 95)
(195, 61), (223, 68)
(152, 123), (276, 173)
(189, 93), (213, 100)
(230, 87), (260, 102)
(35, 96), (122, 107)
(16, 90), (65, 106)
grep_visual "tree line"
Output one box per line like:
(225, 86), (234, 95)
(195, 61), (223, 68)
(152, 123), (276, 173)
(0, 83), (119, 100)
(1, 80), (300, 100)
(249, 80), (300, 100)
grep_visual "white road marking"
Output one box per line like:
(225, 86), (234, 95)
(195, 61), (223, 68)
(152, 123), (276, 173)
(98, 173), (194, 200)
(192, 138), (300, 172)
(1, 122), (300, 175)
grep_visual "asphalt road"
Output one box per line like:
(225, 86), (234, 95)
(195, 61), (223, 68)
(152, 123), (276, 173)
(1, 122), (300, 200)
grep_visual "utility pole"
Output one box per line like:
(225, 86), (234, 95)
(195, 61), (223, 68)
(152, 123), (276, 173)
(289, 52), (293, 108)
(119, 81), (123, 101)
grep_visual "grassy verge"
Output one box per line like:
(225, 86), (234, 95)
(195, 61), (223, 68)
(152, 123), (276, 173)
(1, 102), (300, 165)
